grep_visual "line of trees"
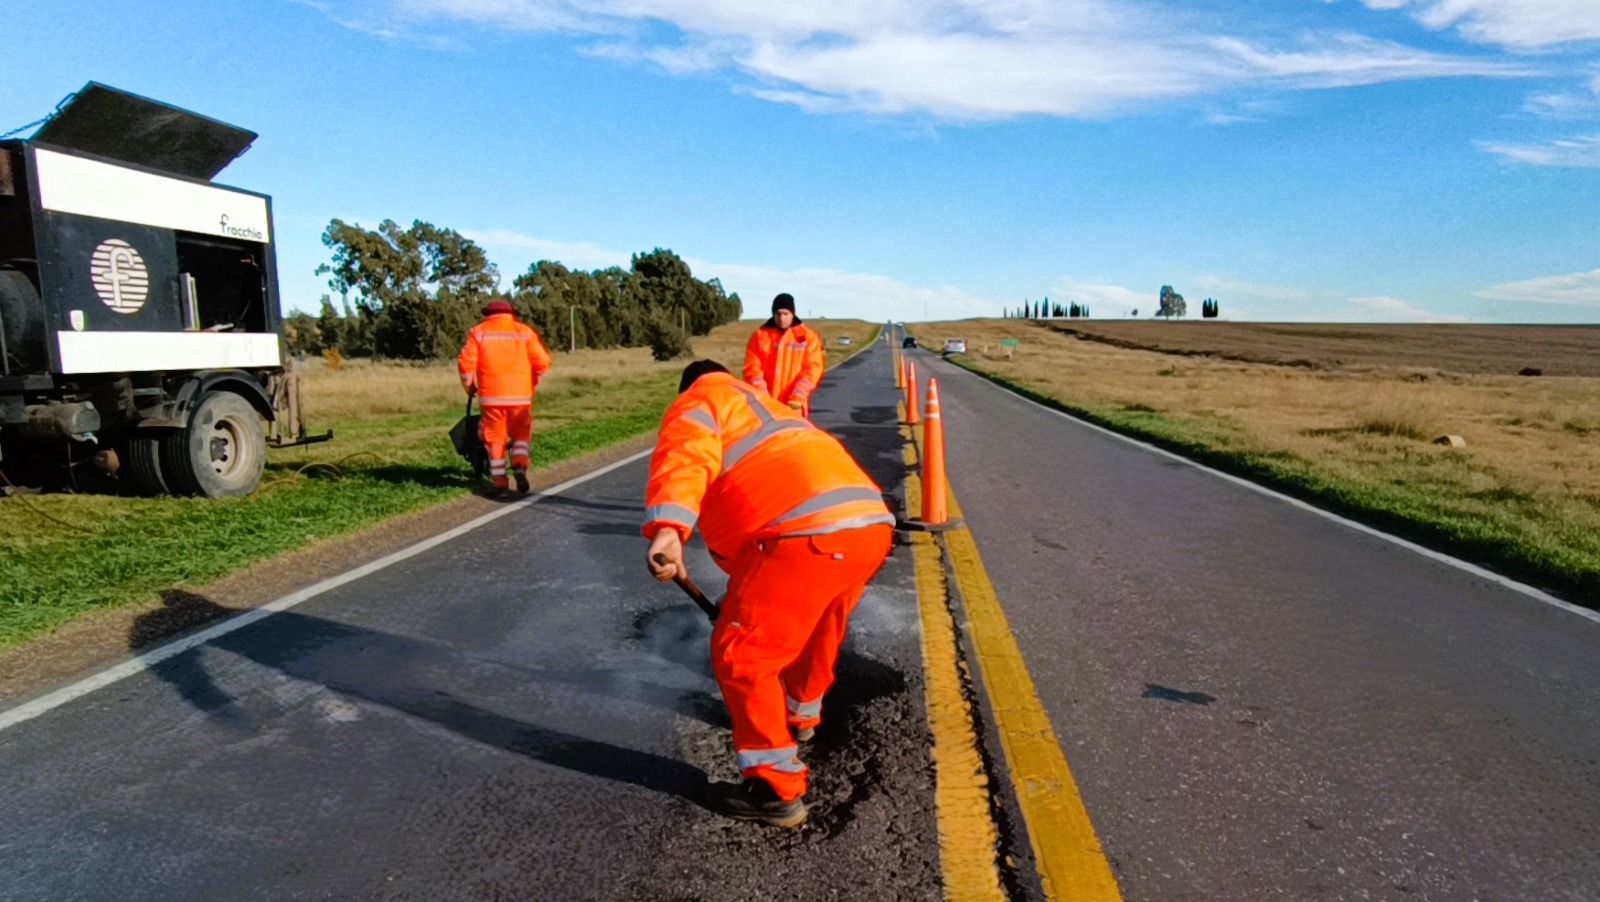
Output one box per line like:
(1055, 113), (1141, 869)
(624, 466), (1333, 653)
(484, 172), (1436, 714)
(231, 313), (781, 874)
(999, 286), (1220, 321)
(1004, 298), (1091, 319)
(281, 219), (742, 361)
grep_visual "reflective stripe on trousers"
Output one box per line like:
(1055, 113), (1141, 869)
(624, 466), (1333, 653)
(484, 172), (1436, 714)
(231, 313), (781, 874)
(735, 746), (805, 773)
(786, 694), (823, 723)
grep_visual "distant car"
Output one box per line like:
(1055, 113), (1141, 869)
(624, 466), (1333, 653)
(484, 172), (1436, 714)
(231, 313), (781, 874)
(902, 336), (919, 348)
(941, 338), (967, 355)
(837, 336), (852, 346)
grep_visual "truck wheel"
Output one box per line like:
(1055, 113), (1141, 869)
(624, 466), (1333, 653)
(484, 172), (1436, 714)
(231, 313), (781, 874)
(161, 391), (266, 497)
(120, 433), (171, 496)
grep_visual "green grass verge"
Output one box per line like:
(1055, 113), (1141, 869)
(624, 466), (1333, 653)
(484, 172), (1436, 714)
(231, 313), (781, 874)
(952, 360), (1600, 605)
(0, 374), (677, 650)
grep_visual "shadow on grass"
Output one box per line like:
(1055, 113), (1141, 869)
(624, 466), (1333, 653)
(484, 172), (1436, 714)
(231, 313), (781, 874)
(261, 456), (479, 491)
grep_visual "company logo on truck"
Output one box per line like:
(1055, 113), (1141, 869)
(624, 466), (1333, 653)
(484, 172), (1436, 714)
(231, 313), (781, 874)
(89, 238), (149, 314)
(219, 213), (265, 241)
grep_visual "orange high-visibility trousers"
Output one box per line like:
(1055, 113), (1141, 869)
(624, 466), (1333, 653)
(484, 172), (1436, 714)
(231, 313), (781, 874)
(478, 404), (533, 487)
(710, 522), (893, 801)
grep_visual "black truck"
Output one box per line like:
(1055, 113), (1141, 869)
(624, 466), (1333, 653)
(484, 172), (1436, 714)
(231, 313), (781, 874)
(0, 83), (325, 497)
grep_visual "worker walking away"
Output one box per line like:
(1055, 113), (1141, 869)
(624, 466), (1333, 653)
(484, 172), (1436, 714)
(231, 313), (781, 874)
(743, 292), (825, 417)
(457, 299), (552, 495)
(643, 360), (895, 827)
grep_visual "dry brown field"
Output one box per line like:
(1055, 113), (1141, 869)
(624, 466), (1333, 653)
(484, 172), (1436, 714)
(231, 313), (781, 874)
(908, 319), (1600, 596)
(1036, 320), (1600, 377)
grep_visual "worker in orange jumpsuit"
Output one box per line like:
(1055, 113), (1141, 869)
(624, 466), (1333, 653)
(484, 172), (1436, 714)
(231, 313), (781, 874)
(743, 293), (825, 417)
(457, 299), (552, 494)
(644, 360), (895, 827)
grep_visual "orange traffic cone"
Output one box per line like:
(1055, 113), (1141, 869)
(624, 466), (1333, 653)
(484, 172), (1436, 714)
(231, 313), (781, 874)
(921, 378), (947, 525)
(901, 376), (961, 532)
(904, 362), (920, 426)
(894, 349), (903, 389)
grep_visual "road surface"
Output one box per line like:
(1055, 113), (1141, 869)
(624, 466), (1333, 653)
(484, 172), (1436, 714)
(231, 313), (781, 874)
(3, 334), (1598, 901)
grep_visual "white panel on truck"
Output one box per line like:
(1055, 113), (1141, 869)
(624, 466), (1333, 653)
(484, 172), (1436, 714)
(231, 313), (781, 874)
(56, 331), (282, 373)
(34, 149), (271, 243)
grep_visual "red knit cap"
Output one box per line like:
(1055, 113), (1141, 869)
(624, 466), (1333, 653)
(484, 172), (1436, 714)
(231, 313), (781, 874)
(482, 300), (515, 316)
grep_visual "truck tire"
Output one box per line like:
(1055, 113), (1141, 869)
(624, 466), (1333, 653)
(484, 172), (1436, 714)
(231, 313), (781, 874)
(120, 433), (171, 496)
(160, 391), (266, 497)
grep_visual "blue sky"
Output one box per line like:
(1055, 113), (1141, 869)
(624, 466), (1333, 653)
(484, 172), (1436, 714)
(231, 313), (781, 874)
(8, 0), (1600, 323)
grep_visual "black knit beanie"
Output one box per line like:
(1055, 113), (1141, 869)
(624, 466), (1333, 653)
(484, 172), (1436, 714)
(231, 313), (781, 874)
(771, 293), (796, 314)
(679, 359), (730, 393)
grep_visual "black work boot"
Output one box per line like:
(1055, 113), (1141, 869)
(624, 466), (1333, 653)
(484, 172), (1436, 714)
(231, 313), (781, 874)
(512, 466), (530, 494)
(706, 779), (807, 828)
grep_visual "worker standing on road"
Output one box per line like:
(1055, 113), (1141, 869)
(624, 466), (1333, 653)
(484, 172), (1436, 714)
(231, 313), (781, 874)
(457, 299), (552, 495)
(643, 360), (895, 827)
(743, 293), (825, 417)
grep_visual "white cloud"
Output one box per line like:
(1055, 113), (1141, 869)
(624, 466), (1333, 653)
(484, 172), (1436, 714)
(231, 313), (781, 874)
(1342, 295), (1473, 322)
(1477, 133), (1600, 166)
(1189, 273), (1311, 301)
(1476, 268), (1600, 307)
(1522, 91), (1596, 119)
(1045, 278), (1149, 314)
(1359, 0), (1600, 49)
(316, 0), (1535, 120)
(695, 260), (1005, 322)
(465, 228), (633, 273)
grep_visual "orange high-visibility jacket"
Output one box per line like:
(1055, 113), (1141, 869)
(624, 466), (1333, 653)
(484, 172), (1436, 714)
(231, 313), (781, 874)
(643, 372), (894, 565)
(743, 319), (825, 408)
(457, 313), (553, 406)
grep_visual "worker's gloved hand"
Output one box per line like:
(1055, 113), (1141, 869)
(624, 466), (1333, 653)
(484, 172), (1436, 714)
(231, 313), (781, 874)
(787, 400), (804, 410)
(647, 530), (685, 583)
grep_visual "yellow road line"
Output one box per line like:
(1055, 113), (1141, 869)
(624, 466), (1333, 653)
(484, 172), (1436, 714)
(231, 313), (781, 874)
(943, 486), (1123, 901)
(903, 432), (1006, 901)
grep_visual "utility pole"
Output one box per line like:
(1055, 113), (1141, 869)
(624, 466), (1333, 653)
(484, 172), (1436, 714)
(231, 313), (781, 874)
(569, 306), (576, 353)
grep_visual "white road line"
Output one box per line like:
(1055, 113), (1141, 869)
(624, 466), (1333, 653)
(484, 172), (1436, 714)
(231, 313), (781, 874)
(935, 357), (1600, 627)
(0, 449), (653, 733)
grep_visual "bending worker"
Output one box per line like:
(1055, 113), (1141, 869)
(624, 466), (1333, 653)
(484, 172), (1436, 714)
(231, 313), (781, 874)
(743, 292), (825, 416)
(643, 360), (895, 827)
(457, 299), (553, 494)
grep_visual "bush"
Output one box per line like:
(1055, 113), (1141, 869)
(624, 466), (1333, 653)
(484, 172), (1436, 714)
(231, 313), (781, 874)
(646, 313), (693, 361)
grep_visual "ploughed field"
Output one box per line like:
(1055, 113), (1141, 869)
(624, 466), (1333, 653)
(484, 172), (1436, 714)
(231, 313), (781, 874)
(1038, 321), (1600, 377)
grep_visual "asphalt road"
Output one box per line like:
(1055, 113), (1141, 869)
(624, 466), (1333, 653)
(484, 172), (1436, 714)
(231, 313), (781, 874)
(0, 347), (942, 902)
(5, 336), (1599, 901)
(909, 341), (1600, 901)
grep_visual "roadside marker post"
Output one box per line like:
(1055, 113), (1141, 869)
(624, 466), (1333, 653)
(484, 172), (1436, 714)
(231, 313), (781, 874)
(921, 378), (948, 525)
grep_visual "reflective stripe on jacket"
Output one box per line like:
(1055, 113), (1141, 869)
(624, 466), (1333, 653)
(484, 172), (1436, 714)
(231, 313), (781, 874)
(743, 320), (825, 406)
(457, 313), (553, 406)
(642, 372), (894, 564)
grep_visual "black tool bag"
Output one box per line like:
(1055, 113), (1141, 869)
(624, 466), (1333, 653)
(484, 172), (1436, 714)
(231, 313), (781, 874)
(448, 394), (488, 478)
